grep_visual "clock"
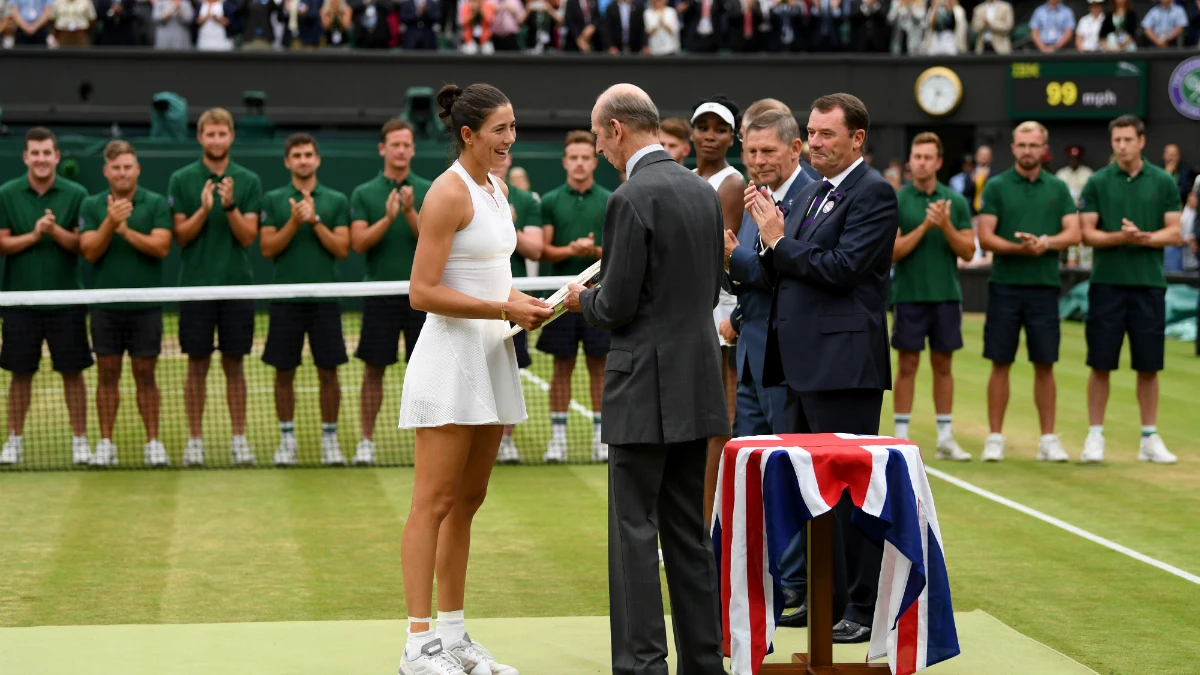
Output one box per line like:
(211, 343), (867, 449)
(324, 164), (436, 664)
(915, 66), (964, 117)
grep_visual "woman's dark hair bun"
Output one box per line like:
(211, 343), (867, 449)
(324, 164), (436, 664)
(436, 84), (465, 127)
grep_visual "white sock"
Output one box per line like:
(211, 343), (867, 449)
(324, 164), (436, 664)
(935, 415), (952, 443)
(1088, 425), (1104, 436)
(893, 414), (911, 440)
(73, 435), (87, 443)
(593, 414), (602, 439)
(436, 609), (466, 647)
(1040, 433), (1057, 443)
(550, 413), (567, 443)
(233, 434), (247, 443)
(9, 433), (22, 442)
(405, 619), (436, 660)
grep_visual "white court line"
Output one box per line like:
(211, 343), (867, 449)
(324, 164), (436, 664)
(926, 466), (1200, 586)
(518, 369), (594, 420)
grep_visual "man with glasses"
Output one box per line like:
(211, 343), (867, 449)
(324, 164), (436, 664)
(977, 121), (1079, 463)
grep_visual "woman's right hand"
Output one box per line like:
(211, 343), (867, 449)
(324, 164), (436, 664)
(506, 297), (555, 332)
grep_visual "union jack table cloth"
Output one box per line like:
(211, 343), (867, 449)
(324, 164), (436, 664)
(712, 433), (960, 675)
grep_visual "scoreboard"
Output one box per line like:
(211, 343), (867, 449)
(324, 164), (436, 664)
(1007, 60), (1147, 120)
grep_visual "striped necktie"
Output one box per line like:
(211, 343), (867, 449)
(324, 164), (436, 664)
(798, 180), (834, 235)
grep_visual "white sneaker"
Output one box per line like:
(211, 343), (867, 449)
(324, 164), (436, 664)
(72, 436), (92, 465)
(274, 436), (298, 467)
(461, 41), (479, 55)
(981, 433), (1005, 462)
(353, 439), (376, 466)
(591, 437), (608, 463)
(1036, 434), (1070, 463)
(1138, 434), (1177, 464)
(497, 436), (521, 464)
(90, 439), (118, 467)
(231, 436), (256, 466)
(543, 439), (567, 464)
(183, 438), (206, 467)
(400, 637), (466, 675)
(935, 437), (971, 461)
(144, 440), (170, 467)
(447, 634), (518, 675)
(480, 41), (495, 55)
(321, 435), (346, 466)
(0, 436), (22, 465)
(1079, 432), (1104, 464)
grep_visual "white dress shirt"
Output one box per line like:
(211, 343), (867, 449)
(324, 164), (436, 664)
(764, 156), (864, 250)
(769, 163), (805, 204)
(626, 143), (665, 176)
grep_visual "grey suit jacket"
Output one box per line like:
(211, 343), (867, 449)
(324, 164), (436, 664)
(579, 149), (730, 446)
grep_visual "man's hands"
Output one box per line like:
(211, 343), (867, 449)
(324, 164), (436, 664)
(1120, 218), (1154, 247)
(718, 318), (738, 344)
(289, 192), (318, 225)
(399, 185), (415, 215)
(567, 233), (598, 258)
(564, 282), (590, 313)
(106, 195), (134, 235)
(744, 183), (785, 247)
(724, 228), (739, 259)
(34, 209), (56, 237)
(216, 177), (235, 209)
(505, 296), (555, 331)
(925, 199), (951, 232)
(199, 179), (215, 213)
(1014, 231), (1049, 256)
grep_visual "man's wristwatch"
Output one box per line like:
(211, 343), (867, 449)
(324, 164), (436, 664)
(223, 202), (236, 212)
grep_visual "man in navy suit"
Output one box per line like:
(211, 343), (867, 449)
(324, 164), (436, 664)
(746, 92), (896, 644)
(724, 108), (812, 437)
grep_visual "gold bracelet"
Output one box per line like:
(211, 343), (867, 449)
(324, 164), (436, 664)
(500, 302), (508, 322)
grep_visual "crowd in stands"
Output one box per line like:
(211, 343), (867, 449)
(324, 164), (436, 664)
(0, 0), (1196, 52)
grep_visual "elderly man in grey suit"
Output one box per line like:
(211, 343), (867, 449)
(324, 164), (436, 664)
(564, 83), (730, 675)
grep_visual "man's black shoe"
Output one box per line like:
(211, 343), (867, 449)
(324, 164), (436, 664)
(777, 603), (807, 628)
(782, 587), (804, 609)
(831, 619), (871, 644)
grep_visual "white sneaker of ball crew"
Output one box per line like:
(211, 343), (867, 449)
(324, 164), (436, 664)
(90, 439), (118, 467)
(231, 436), (256, 466)
(480, 41), (495, 55)
(353, 439), (376, 466)
(1138, 433), (1177, 465)
(461, 41), (479, 55)
(321, 435), (346, 466)
(496, 436), (521, 464)
(447, 633), (519, 675)
(400, 637), (466, 675)
(543, 439), (567, 464)
(183, 438), (206, 467)
(72, 436), (93, 465)
(1035, 434), (1070, 463)
(0, 435), (23, 465)
(980, 433), (1005, 462)
(274, 436), (299, 467)
(934, 437), (971, 461)
(591, 438), (609, 463)
(1080, 431), (1105, 464)
(144, 440), (170, 467)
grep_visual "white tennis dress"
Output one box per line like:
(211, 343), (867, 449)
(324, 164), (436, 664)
(398, 161), (527, 429)
(697, 165), (742, 345)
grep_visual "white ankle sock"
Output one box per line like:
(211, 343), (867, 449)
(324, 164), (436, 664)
(405, 619), (436, 660)
(436, 609), (466, 647)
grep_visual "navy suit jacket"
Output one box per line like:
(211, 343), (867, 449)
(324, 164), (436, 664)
(760, 159), (896, 393)
(728, 165), (814, 384)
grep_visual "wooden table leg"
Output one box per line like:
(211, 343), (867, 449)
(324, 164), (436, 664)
(758, 513), (889, 674)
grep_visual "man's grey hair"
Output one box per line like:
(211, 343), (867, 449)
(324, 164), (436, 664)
(745, 109), (801, 145)
(596, 91), (660, 137)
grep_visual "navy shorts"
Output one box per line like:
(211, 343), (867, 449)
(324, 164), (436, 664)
(179, 299), (256, 357)
(262, 302), (348, 371)
(535, 312), (610, 359)
(982, 284), (1060, 365)
(91, 308), (163, 358)
(1086, 283), (1165, 373)
(513, 329), (532, 369)
(891, 302), (964, 353)
(356, 295), (426, 368)
(0, 307), (93, 374)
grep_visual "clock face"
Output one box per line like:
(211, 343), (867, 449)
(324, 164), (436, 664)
(918, 74), (960, 116)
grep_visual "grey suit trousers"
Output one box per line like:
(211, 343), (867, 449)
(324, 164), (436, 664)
(608, 440), (726, 675)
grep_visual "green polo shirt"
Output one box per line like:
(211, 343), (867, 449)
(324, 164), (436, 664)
(892, 182), (973, 304)
(261, 182), (350, 301)
(349, 171), (433, 282)
(979, 168), (1075, 287)
(79, 188), (172, 309)
(1079, 160), (1182, 288)
(0, 175), (88, 295)
(540, 182), (610, 277)
(167, 159), (263, 287)
(508, 184), (540, 279)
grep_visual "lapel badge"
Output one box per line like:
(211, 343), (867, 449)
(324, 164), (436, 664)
(822, 200), (835, 214)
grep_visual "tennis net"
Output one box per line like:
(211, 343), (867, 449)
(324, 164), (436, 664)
(0, 277), (609, 470)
